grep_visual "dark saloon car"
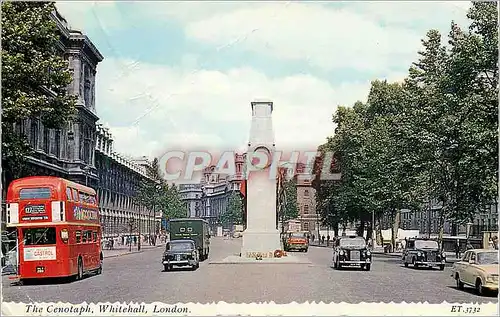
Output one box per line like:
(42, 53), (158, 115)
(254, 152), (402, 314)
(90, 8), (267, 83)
(402, 238), (445, 270)
(162, 239), (199, 271)
(333, 236), (372, 271)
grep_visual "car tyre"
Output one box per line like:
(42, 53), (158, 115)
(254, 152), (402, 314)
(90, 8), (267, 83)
(475, 279), (484, 296)
(164, 265), (169, 272)
(412, 258), (418, 268)
(364, 264), (371, 271)
(439, 265), (445, 271)
(455, 274), (464, 290)
(404, 261), (408, 267)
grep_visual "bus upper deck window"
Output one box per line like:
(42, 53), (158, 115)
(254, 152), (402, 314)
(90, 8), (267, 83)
(66, 188), (72, 201)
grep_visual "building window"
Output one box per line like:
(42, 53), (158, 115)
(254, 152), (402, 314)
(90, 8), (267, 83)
(304, 204), (309, 214)
(303, 222), (309, 231)
(30, 120), (39, 148)
(304, 189), (309, 197)
(54, 130), (61, 157)
(43, 127), (50, 153)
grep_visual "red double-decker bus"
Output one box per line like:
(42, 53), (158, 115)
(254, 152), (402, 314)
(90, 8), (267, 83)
(6, 176), (102, 282)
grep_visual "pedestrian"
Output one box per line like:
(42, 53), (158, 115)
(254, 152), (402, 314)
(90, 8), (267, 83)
(134, 236), (137, 245)
(488, 237), (494, 249)
(110, 238), (114, 249)
(455, 240), (460, 259)
(327, 235), (330, 246)
(321, 235), (325, 245)
(493, 236), (498, 250)
(312, 234), (315, 243)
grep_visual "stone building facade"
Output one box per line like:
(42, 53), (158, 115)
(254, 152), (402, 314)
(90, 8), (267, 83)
(1, 10), (159, 238)
(2, 11), (103, 189)
(381, 202), (498, 238)
(95, 125), (161, 239)
(295, 163), (320, 234)
(179, 153), (246, 231)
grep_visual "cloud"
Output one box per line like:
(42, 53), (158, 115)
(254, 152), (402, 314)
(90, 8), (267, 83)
(94, 58), (382, 157)
(180, 2), (471, 73)
(55, 1), (123, 32)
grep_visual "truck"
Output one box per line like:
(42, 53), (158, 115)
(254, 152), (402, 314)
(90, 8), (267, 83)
(168, 218), (211, 261)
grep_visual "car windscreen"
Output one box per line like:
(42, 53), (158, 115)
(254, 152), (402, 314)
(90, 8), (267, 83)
(477, 252), (499, 265)
(167, 242), (193, 251)
(339, 238), (366, 248)
(415, 240), (439, 249)
(23, 227), (56, 245)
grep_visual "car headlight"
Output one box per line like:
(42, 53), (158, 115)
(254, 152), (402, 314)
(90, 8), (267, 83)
(441, 253), (446, 258)
(417, 252), (422, 257)
(366, 250), (371, 256)
(486, 275), (498, 282)
(340, 250), (345, 255)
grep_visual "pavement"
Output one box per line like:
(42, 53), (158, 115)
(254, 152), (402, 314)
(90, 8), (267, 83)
(3, 237), (497, 304)
(309, 242), (460, 263)
(102, 242), (165, 259)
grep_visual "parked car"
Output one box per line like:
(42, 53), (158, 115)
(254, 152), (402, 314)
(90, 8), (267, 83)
(451, 249), (499, 296)
(402, 238), (445, 270)
(284, 232), (309, 252)
(162, 239), (199, 271)
(333, 236), (371, 270)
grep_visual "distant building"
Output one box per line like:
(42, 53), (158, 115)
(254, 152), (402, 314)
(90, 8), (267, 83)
(95, 125), (161, 239)
(295, 163), (320, 234)
(179, 153), (246, 231)
(380, 200), (498, 238)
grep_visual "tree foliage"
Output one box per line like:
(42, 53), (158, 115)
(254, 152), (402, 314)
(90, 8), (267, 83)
(1, 2), (76, 179)
(282, 179), (299, 221)
(219, 191), (243, 228)
(316, 2), (498, 246)
(135, 158), (188, 223)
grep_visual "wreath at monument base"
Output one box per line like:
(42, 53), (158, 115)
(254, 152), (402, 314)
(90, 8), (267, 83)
(274, 250), (283, 258)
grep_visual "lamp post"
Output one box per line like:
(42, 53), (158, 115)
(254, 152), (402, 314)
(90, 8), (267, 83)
(371, 210), (375, 249)
(82, 165), (90, 186)
(128, 218), (134, 252)
(466, 221), (473, 250)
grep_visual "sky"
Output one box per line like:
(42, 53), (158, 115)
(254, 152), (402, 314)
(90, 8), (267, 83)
(55, 1), (472, 159)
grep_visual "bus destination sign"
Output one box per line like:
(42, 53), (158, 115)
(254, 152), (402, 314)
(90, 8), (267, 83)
(24, 204), (46, 214)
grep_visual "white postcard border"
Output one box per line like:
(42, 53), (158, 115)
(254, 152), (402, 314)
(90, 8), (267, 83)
(1, 301), (498, 316)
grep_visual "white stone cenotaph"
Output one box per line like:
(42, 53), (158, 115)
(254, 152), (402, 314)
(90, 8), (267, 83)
(240, 100), (282, 257)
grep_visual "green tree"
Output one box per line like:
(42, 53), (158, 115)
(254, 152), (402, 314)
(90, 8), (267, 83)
(1, 2), (76, 180)
(163, 184), (188, 220)
(283, 179), (299, 221)
(317, 2), (498, 249)
(219, 191), (243, 228)
(135, 159), (188, 237)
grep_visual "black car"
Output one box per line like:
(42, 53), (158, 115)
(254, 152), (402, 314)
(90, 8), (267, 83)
(333, 236), (372, 271)
(402, 238), (445, 270)
(162, 239), (199, 271)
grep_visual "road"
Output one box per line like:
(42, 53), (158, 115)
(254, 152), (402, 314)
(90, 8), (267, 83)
(3, 237), (498, 304)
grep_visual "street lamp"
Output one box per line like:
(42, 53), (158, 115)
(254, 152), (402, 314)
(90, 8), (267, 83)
(466, 221), (473, 250)
(128, 218), (135, 252)
(82, 165), (91, 187)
